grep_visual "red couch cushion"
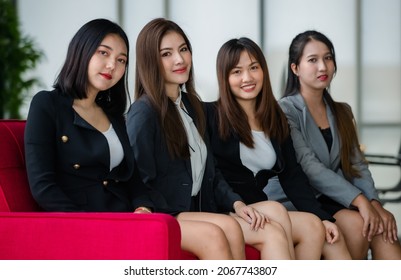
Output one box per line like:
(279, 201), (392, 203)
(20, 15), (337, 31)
(0, 120), (41, 212)
(0, 212), (182, 260)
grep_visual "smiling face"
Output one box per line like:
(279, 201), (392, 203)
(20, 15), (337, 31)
(228, 50), (263, 106)
(159, 31), (192, 99)
(87, 33), (127, 96)
(291, 39), (335, 95)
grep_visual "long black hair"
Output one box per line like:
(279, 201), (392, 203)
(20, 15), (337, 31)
(284, 30), (363, 180)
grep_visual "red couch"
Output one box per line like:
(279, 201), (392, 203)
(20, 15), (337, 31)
(0, 119), (260, 260)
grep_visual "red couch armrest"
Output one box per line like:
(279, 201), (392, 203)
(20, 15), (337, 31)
(0, 212), (182, 260)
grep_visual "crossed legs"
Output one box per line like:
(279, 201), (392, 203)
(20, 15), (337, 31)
(231, 201), (295, 260)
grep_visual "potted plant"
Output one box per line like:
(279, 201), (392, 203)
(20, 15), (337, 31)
(0, 0), (43, 119)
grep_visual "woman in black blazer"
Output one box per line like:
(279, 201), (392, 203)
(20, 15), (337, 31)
(25, 19), (138, 212)
(206, 37), (351, 259)
(126, 18), (295, 260)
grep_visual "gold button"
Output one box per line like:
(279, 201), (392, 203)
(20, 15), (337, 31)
(73, 164), (80, 169)
(61, 135), (69, 143)
(103, 180), (108, 186)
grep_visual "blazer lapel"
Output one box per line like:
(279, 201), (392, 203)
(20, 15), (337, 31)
(180, 92), (196, 177)
(325, 101), (341, 169)
(292, 94), (332, 167)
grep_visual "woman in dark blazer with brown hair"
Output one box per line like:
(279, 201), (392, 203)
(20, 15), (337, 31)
(126, 18), (297, 260)
(25, 18), (138, 212)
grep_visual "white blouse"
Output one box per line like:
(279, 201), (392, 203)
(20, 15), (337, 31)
(102, 124), (124, 171)
(240, 130), (276, 175)
(174, 92), (207, 196)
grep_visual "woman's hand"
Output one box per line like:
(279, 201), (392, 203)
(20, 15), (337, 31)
(371, 200), (398, 243)
(233, 201), (269, 231)
(352, 194), (382, 241)
(322, 220), (340, 244)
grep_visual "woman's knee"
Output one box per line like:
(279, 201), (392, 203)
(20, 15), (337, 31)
(335, 211), (367, 243)
(264, 220), (289, 244)
(291, 212), (325, 243)
(219, 215), (245, 243)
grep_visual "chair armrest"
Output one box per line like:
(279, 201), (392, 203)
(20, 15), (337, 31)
(0, 212), (182, 260)
(365, 154), (401, 166)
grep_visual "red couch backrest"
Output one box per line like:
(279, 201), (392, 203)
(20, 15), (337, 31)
(0, 120), (42, 212)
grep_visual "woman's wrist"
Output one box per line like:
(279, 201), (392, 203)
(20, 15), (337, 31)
(233, 200), (245, 212)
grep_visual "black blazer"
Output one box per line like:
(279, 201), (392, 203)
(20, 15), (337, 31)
(25, 89), (137, 212)
(126, 93), (242, 215)
(205, 102), (334, 221)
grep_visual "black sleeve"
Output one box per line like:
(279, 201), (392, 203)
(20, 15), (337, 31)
(278, 135), (335, 222)
(25, 91), (82, 211)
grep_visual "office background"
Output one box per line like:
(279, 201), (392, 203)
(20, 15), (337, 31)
(17, 0), (401, 227)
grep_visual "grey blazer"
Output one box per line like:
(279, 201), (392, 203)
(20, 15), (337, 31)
(274, 93), (379, 208)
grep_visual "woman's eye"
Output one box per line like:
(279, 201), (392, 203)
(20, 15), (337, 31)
(118, 58), (126, 64)
(161, 52), (170, 57)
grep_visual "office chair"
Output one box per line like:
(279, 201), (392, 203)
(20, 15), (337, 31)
(364, 140), (401, 204)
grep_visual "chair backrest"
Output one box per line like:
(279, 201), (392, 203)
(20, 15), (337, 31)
(0, 120), (42, 211)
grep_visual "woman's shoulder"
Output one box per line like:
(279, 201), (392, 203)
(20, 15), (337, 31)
(31, 89), (57, 101)
(127, 95), (158, 125)
(129, 95), (154, 112)
(203, 100), (218, 113)
(30, 89), (67, 110)
(278, 94), (303, 116)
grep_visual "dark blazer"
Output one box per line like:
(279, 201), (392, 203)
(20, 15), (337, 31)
(205, 101), (334, 221)
(25, 89), (136, 212)
(126, 93), (242, 215)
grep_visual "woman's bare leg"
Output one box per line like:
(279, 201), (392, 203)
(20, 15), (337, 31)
(334, 209), (369, 259)
(288, 211), (325, 259)
(232, 214), (292, 259)
(370, 234), (401, 259)
(321, 228), (352, 260)
(178, 212), (245, 259)
(231, 201), (294, 259)
(247, 201), (296, 259)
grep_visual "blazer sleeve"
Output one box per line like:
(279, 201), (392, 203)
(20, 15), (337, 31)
(126, 99), (159, 211)
(212, 159), (243, 212)
(25, 91), (83, 211)
(350, 147), (379, 201)
(344, 106), (379, 202)
(204, 102), (243, 212)
(279, 99), (363, 208)
(278, 135), (335, 222)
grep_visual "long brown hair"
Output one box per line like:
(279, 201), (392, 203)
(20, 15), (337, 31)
(216, 37), (289, 147)
(134, 18), (205, 159)
(284, 30), (363, 179)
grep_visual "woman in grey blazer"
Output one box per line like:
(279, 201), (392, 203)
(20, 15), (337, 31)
(278, 30), (401, 259)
